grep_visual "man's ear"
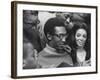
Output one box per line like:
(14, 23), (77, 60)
(47, 33), (52, 40)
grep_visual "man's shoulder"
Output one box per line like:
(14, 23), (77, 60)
(38, 48), (47, 56)
(63, 52), (73, 66)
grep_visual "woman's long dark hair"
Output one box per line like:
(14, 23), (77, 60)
(70, 22), (91, 63)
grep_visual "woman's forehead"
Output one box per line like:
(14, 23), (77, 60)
(76, 28), (87, 34)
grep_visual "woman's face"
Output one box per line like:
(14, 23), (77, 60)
(75, 28), (87, 48)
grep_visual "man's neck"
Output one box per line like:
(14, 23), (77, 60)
(44, 44), (68, 55)
(46, 44), (56, 51)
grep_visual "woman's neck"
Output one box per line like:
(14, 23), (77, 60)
(76, 48), (86, 63)
(77, 45), (84, 50)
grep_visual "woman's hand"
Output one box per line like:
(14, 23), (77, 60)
(83, 59), (91, 66)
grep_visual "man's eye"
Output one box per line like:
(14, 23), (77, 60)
(56, 34), (61, 38)
(31, 12), (38, 16)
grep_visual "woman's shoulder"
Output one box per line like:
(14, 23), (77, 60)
(70, 48), (77, 65)
(85, 48), (91, 60)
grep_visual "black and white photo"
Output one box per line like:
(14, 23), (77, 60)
(11, 1), (97, 78)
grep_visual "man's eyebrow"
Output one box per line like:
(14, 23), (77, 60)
(31, 11), (38, 15)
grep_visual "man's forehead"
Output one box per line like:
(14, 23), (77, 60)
(54, 26), (67, 34)
(24, 10), (38, 14)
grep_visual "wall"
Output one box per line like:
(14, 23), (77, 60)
(0, 0), (99, 80)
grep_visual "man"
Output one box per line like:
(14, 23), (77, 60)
(37, 17), (73, 68)
(56, 12), (74, 31)
(23, 10), (43, 69)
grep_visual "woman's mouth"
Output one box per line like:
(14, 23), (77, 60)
(77, 40), (85, 46)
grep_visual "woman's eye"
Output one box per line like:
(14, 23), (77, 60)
(76, 33), (81, 37)
(83, 34), (87, 38)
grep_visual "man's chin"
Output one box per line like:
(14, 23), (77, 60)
(56, 48), (65, 53)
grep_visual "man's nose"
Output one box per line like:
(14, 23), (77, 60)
(36, 19), (40, 24)
(61, 37), (66, 42)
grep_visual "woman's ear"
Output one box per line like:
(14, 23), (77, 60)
(47, 33), (52, 40)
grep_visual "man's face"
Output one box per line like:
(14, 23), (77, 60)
(50, 26), (68, 51)
(56, 12), (73, 29)
(23, 10), (40, 25)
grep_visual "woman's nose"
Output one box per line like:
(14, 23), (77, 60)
(79, 37), (84, 41)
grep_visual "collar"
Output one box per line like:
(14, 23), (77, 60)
(44, 44), (66, 55)
(44, 44), (56, 54)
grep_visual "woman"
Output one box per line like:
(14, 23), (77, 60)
(70, 22), (91, 67)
